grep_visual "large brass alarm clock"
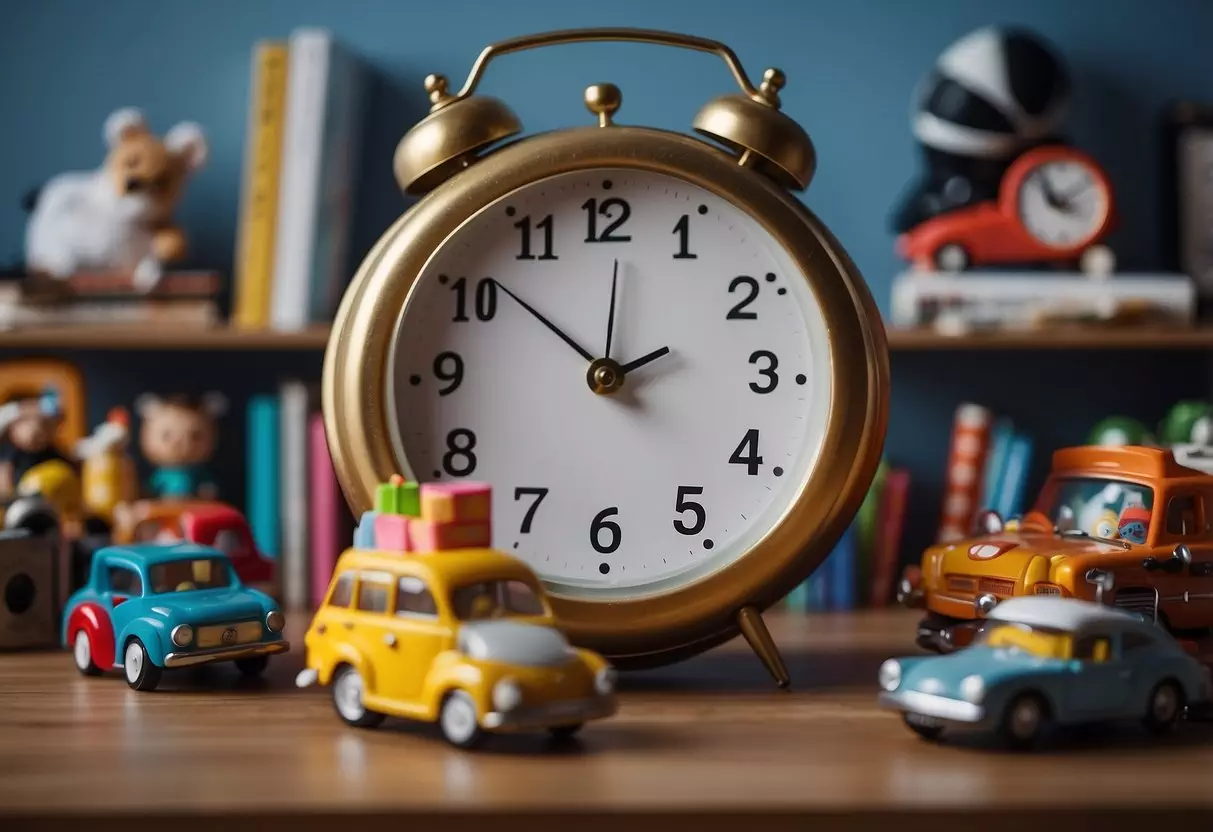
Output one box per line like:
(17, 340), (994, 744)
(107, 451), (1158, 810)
(323, 28), (889, 687)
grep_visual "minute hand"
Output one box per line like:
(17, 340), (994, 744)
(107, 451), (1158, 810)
(490, 279), (595, 362)
(620, 346), (670, 374)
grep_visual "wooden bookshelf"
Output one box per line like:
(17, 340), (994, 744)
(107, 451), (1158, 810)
(0, 325), (331, 350)
(887, 325), (1213, 351)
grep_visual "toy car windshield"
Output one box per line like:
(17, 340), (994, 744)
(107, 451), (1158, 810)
(975, 621), (1072, 659)
(148, 557), (231, 593)
(450, 579), (548, 621)
(1033, 477), (1154, 538)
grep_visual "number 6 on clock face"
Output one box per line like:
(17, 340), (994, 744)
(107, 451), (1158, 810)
(386, 168), (833, 601)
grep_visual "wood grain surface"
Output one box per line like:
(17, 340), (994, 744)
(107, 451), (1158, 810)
(1, 609), (1211, 830)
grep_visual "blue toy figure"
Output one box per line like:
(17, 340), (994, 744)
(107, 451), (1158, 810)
(136, 392), (226, 499)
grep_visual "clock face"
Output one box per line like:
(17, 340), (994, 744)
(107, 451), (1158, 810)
(386, 168), (833, 601)
(1017, 159), (1109, 247)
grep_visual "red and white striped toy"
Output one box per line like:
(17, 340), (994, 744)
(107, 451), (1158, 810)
(937, 403), (993, 543)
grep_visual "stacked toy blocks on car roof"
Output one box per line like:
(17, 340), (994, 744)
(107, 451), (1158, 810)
(352, 476), (492, 553)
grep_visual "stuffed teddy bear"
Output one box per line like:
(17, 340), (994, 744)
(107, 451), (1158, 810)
(136, 392), (226, 500)
(24, 107), (207, 291)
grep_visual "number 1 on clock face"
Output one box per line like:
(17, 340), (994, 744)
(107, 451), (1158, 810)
(388, 168), (832, 598)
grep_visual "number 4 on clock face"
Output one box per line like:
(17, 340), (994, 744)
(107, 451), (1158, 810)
(391, 168), (825, 592)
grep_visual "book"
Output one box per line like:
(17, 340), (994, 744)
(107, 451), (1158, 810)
(996, 434), (1034, 519)
(233, 41), (289, 329)
(979, 417), (1014, 514)
(0, 299), (218, 329)
(937, 403), (992, 542)
(245, 395), (280, 561)
(829, 523), (857, 611)
(870, 468), (911, 607)
(309, 412), (342, 607)
(307, 40), (366, 324)
(19, 269), (221, 300)
(854, 459), (888, 597)
(279, 380), (312, 609)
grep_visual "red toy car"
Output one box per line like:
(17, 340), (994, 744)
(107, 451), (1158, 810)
(898, 146), (1116, 274)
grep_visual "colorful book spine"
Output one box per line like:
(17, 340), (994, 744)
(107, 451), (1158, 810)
(830, 523), (857, 611)
(233, 40), (288, 329)
(979, 417), (1014, 514)
(309, 413), (341, 607)
(785, 579), (809, 612)
(870, 468), (911, 607)
(854, 459), (888, 599)
(272, 28), (332, 331)
(245, 395), (280, 559)
(279, 381), (310, 609)
(937, 403), (993, 542)
(997, 434), (1035, 519)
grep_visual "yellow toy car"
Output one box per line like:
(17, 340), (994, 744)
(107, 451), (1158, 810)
(296, 545), (618, 748)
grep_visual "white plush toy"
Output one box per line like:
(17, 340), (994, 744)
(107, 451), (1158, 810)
(24, 107), (207, 291)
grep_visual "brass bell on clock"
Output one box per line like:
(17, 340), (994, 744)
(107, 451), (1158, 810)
(395, 30), (817, 196)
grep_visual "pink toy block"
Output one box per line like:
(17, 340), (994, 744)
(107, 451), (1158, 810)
(374, 514), (411, 552)
(408, 518), (491, 552)
(420, 481), (492, 524)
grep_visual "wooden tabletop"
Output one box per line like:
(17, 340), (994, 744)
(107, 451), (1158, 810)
(2, 609), (1212, 830)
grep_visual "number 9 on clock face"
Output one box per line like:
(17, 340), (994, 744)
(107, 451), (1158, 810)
(387, 168), (832, 601)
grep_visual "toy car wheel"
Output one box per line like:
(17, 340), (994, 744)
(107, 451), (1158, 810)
(123, 638), (162, 692)
(998, 692), (1049, 749)
(440, 690), (484, 749)
(234, 656), (270, 677)
(548, 723), (584, 742)
(331, 665), (385, 728)
(1142, 680), (1184, 734)
(901, 714), (944, 742)
(934, 243), (970, 272)
(72, 630), (101, 676)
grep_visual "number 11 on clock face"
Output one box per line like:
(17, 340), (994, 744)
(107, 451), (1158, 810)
(388, 167), (832, 601)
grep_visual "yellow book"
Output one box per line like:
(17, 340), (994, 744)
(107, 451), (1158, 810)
(233, 40), (289, 329)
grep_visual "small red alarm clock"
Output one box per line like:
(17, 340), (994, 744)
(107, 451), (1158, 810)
(899, 145), (1115, 274)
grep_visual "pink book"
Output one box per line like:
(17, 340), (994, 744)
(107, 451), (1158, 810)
(869, 468), (911, 607)
(309, 413), (341, 607)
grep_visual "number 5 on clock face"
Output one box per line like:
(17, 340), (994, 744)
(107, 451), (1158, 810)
(388, 168), (833, 601)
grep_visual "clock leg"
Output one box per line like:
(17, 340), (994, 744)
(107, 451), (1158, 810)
(737, 606), (790, 690)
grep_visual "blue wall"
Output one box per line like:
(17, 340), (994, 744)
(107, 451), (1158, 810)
(3, 0), (1213, 557)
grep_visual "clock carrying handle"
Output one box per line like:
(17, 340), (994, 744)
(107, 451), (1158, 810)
(449, 27), (763, 102)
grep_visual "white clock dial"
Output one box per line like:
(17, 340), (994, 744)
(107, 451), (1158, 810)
(1017, 159), (1108, 247)
(387, 168), (832, 600)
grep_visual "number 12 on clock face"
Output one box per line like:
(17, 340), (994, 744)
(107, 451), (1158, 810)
(388, 167), (832, 600)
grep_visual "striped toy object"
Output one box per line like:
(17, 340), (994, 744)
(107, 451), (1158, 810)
(409, 518), (492, 552)
(937, 403), (993, 543)
(420, 482), (492, 524)
(374, 514), (411, 551)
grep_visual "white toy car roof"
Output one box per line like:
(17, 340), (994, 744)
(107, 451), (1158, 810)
(986, 596), (1145, 633)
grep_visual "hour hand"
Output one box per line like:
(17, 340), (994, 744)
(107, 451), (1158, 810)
(490, 279), (595, 362)
(620, 346), (670, 374)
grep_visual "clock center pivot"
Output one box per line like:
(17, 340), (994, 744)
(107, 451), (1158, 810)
(587, 357), (625, 395)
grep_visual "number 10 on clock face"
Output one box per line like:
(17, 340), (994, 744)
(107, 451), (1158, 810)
(388, 168), (832, 601)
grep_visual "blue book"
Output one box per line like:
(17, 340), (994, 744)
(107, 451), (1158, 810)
(980, 418), (1014, 513)
(809, 556), (831, 611)
(785, 579), (810, 612)
(996, 434), (1034, 519)
(830, 523), (857, 611)
(246, 395), (281, 559)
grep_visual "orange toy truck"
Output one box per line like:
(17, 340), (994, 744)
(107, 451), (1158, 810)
(899, 446), (1213, 655)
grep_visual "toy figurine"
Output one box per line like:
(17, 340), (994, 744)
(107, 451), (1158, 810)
(1087, 416), (1155, 448)
(24, 108), (208, 291)
(1159, 401), (1213, 446)
(880, 597), (1212, 749)
(136, 392), (226, 499)
(0, 388), (72, 499)
(75, 407), (138, 526)
(296, 477), (617, 749)
(62, 541), (288, 691)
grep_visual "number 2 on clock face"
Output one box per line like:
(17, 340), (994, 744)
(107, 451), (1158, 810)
(388, 168), (832, 598)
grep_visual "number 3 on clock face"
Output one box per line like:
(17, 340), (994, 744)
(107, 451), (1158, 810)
(388, 168), (832, 600)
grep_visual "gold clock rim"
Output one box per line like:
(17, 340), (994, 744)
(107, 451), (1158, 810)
(323, 125), (889, 662)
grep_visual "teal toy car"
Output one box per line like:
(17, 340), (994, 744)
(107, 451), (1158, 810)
(63, 542), (289, 691)
(878, 596), (1212, 748)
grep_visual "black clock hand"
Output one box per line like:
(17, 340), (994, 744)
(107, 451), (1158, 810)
(604, 258), (619, 360)
(490, 278), (595, 363)
(620, 346), (670, 374)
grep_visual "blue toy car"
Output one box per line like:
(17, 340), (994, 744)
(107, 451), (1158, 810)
(878, 596), (1213, 748)
(62, 542), (289, 691)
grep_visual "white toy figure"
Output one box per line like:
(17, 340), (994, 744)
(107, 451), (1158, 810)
(24, 108), (207, 291)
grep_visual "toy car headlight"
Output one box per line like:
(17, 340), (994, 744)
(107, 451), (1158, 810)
(492, 677), (522, 712)
(595, 666), (617, 696)
(960, 674), (985, 703)
(879, 659), (901, 692)
(171, 624), (194, 648)
(265, 610), (285, 633)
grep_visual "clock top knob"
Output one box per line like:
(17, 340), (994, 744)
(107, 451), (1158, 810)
(584, 83), (622, 127)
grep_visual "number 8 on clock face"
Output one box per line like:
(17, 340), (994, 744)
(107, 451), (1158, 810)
(388, 168), (832, 599)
